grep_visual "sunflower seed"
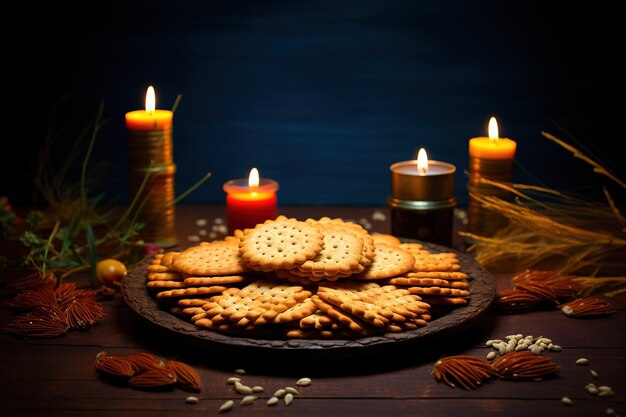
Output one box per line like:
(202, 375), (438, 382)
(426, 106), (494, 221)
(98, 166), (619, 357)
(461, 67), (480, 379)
(226, 377), (241, 384)
(273, 388), (286, 398)
(185, 396), (199, 404)
(296, 377), (312, 387)
(285, 386), (300, 395)
(561, 396), (573, 406)
(486, 351), (496, 360)
(599, 390), (615, 398)
(284, 392), (294, 406)
(219, 400), (234, 413)
(575, 358), (589, 365)
(240, 395), (257, 405)
(266, 396), (279, 406)
(234, 369), (246, 375)
(235, 384), (253, 395)
(591, 369), (599, 379)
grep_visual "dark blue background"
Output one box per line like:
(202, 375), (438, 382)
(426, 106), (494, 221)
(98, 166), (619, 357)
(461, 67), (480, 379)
(4, 0), (617, 208)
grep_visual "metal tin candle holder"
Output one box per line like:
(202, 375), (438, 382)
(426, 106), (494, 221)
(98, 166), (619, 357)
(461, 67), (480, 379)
(127, 128), (178, 248)
(387, 160), (457, 247)
(467, 156), (513, 237)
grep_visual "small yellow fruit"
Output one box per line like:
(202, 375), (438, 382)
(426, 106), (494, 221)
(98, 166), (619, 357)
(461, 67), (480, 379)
(96, 259), (127, 287)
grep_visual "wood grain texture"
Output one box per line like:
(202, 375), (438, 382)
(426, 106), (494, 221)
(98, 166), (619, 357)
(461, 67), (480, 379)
(1, 205), (624, 417)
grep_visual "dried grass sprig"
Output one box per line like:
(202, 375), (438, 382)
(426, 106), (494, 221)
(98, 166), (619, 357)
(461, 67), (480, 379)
(541, 131), (626, 190)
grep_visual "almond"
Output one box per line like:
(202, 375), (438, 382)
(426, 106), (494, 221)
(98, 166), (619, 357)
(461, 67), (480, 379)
(128, 368), (176, 389)
(126, 352), (163, 373)
(166, 360), (203, 392)
(94, 353), (135, 379)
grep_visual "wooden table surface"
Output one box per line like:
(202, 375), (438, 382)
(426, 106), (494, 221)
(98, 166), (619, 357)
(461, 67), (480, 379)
(1, 205), (624, 417)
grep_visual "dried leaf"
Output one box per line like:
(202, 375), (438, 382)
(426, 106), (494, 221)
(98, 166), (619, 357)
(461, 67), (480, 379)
(492, 351), (560, 380)
(561, 297), (616, 317)
(432, 355), (497, 390)
(3, 305), (68, 338)
(6, 285), (57, 310)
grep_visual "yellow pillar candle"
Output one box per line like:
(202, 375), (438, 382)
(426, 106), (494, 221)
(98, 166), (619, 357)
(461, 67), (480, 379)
(469, 117), (517, 159)
(467, 117), (517, 237)
(125, 86), (178, 247)
(125, 86), (173, 130)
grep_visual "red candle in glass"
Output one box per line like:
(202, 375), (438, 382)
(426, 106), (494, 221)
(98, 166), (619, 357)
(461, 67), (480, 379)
(223, 168), (279, 234)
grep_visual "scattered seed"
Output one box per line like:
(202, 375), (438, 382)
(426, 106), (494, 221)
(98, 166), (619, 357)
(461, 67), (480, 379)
(219, 400), (234, 413)
(185, 396), (199, 404)
(599, 390), (615, 398)
(591, 369), (599, 379)
(598, 386), (613, 392)
(251, 385), (264, 393)
(235, 384), (253, 395)
(266, 396), (279, 406)
(371, 211), (386, 221)
(226, 377), (241, 384)
(273, 388), (286, 398)
(285, 386), (300, 395)
(561, 396), (573, 406)
(586, 384), (599, 395)
(296, 377), (312, 387)
(576, 358), (589, 366)
(234, 369), (246, 375)
(550, 345), (562, 352)
(486, 351), (496, 360)
(187, 235), (200, 242)
(240, 395), (257, 405)
(606, 408), (616, 416)
(284, 392), (294, 406)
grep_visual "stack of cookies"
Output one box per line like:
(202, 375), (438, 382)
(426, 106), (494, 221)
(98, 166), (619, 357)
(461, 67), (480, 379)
(144, 216), (470, 339)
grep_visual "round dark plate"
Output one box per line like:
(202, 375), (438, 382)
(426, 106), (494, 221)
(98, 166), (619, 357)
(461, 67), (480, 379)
(121, 239), (495, 356)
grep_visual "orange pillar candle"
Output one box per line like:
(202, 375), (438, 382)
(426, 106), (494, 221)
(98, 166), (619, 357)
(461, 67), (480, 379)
(223, 168), (279, 234)
(467, 116), (517, 236)
(125, 86), (178, 247)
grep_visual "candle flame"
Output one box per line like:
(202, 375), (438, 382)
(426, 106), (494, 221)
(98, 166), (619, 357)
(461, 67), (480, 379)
(488, 116), (499, 142)
(248, 168), (260, 187)
(145, 86), (156, 113)
(416, 148), (428, 174)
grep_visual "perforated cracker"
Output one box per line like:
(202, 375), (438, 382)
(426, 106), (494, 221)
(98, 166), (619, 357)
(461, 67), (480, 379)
(171, 241), (249, 276)
(353, 244), (415, 280)
(296, 224), (364, 277)
(239, 218), (324, 271)
(371, 233), (402, 246)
